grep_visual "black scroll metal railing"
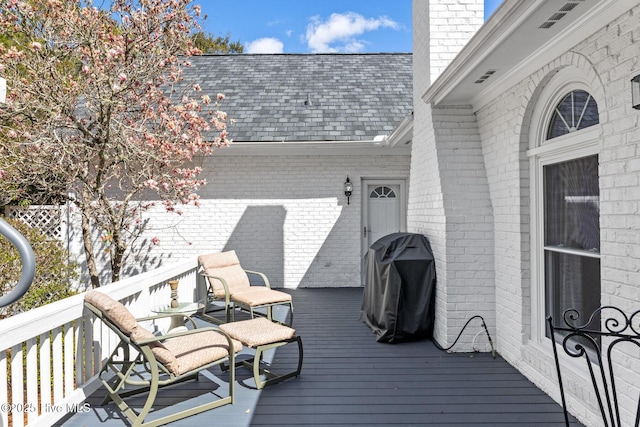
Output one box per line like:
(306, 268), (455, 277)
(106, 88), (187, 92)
(548, 307), (640, 427)
(0, 218), (36, 308)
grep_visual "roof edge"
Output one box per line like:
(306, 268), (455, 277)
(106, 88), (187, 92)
(195, 52), (412, 57)
(421, 0), (536, 106)
(213, 140), (411, 157)
(387, 113), (414, 148)
(422, 0), (637, 109)
(469, 0), (638, 110)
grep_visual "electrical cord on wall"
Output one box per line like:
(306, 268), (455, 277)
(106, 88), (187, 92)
(431, 315), (496, 358)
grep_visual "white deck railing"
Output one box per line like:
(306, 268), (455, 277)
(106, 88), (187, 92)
(0, 258), (202, 427)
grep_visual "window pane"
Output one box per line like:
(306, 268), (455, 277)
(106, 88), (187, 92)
(370, 186), (397, 199)
(543, 154), (601, 339)
(545, 250), (601, 335)
(544, 155), (600, 252)
(547, 90), (599, 139)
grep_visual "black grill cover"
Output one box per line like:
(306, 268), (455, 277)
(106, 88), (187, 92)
(360, 232), (436, 343)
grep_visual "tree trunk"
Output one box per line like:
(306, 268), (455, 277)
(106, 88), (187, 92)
(110, 239), (125, 283)
(80, 193), (101, 288)
(108, 205), (128, 284)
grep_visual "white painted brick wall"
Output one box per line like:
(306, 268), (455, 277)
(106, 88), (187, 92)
(468, 4), (640, 426)
(413, 3), (640, 423)
(410, 0), (487, 350)
(121, 153), (410, 289)
(475, 79), (531, 366)
(426, 0), (485, 84)
(408, 100), (451, 340)
(429, 106), (496, 350)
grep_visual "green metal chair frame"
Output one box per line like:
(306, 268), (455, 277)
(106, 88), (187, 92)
(85, 297), (237, 427)
(238, 337), (303, 390)
(198, 251), (293, 326)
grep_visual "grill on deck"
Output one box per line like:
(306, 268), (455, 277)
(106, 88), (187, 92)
(360, 232), (437, 343)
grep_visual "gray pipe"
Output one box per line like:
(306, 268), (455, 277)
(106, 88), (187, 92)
(0, 218), (36, 307)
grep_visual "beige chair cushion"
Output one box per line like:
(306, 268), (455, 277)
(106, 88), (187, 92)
(84, 290), (240, 377)
(231, 287), (292, 306)
(204, 264), (251, 297)
(220, 317), (296, 348)
(130, 327), (181, 375)
(85, 291), (138, 335)
(84, 291), (182, 375)
(199, 251), (251, 297)
(163, 331), (243, 376)
(198, 250), (241, 269)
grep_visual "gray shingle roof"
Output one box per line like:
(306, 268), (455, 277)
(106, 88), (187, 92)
(182, 53), (413, 143)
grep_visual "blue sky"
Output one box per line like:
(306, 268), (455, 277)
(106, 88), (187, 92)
(198, 0), (504, 54)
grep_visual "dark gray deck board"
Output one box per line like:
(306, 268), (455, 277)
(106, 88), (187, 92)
(56, 287), (583, 426)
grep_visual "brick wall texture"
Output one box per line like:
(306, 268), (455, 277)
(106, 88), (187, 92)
(121, 154), (410, 289)
(411, 1), (640, 425)
(410, 0), (489, 348)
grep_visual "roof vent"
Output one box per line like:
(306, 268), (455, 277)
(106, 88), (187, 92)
(304, 94), (312, 106)
(559, 2), (581, 12)
(539, 1), (583, 29)
(474, 69), (497, 84)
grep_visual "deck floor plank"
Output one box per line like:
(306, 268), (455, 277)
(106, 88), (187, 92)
(56, 287), (583, 426)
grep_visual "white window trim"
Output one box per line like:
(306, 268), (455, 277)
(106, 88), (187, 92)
(528, 67), (598, 151)
(527, 69), (603, 343)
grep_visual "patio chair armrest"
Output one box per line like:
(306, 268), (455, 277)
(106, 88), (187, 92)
(244, 269), (271, 288)
(199, 270), (233, 298)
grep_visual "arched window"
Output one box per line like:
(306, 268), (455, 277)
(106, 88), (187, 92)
(369, 186), (397, 199)
(546, 90), (599, 139)
(528, 73), (602, 343)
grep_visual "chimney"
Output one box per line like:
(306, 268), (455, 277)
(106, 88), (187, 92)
(413, 0), (485, 88)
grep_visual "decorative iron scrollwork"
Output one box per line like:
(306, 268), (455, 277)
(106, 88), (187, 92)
(548, 306), (640, 427)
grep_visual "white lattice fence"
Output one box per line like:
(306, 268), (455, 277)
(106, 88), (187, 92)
(4, 205), (63, 241)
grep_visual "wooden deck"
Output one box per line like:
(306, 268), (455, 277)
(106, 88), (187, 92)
(56, 287), (582, 426)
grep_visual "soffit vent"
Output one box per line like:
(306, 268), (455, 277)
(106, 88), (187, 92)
(539, 1), (584, 29)
(474, 69), (497, 84)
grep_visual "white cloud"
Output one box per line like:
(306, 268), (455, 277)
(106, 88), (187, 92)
(343, 41), (365, 53)
(245, 37), (285, 54)
(305, 12), (399, 53)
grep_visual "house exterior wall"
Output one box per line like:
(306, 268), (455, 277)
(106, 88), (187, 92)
(409, 0), (489, 349)
(413, 3), (640, 425)
(475, 78), (533, 365)
(408, 103), (496, 351)
(120, 153), (410, 289)
(489, 7), (640, 425)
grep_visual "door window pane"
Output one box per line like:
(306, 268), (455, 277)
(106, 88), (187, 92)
(370, 186), (397, 199)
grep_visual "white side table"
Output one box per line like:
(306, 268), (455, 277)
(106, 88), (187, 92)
(151, 302), (203, 333)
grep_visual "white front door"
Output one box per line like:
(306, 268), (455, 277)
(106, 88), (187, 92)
(361, 179), (407, 258)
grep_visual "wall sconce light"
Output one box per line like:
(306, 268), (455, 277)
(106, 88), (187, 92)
(632, 74), (640, 110)
(344, 176), (353, 205)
